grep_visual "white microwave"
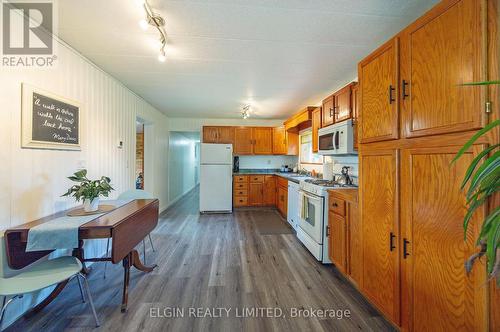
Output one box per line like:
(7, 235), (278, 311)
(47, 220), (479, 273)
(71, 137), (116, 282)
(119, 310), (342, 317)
(317, 119), (356, 155)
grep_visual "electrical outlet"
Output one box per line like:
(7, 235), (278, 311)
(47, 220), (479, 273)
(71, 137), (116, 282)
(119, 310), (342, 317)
(267, 159), (271, 165)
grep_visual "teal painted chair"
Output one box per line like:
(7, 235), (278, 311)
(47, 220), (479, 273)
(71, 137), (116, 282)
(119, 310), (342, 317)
(103, 189), (156, 278)
(0, 232), (100, 327)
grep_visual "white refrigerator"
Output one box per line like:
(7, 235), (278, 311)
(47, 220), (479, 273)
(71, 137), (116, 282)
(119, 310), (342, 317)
(199, 143), (233, 213)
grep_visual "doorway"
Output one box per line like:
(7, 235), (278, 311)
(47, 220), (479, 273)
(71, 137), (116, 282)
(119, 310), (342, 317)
(167, 131), (200, 204)
(135, 120), (145, 189)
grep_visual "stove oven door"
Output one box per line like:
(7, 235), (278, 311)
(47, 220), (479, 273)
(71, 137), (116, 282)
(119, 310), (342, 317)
(298, 190), (324, 244)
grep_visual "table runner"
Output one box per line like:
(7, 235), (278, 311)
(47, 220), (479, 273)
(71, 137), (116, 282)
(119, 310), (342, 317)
(26, 200), (131, 252)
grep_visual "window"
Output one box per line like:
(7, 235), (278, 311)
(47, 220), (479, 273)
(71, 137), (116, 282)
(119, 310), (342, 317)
(300, 132), (323, 164)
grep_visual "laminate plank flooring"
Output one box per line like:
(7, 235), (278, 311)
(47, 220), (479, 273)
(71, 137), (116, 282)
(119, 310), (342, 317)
(6, 187), (395, 332)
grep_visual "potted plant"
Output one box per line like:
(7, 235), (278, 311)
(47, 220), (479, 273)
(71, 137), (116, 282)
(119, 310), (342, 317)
(453, 80), (500, 284)
(62, 169), (114, 212)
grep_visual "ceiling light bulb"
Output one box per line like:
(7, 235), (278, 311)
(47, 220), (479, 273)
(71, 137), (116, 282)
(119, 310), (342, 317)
(139, 19), (149, 30)
(158, 52), (166, 62)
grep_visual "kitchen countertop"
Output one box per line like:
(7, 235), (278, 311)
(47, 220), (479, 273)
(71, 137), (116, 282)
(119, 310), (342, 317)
(233, 169), (311, 184)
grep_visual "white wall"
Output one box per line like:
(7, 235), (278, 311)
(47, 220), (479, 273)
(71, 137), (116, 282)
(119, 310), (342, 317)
(168, 132), (199, 204)
(239, 155), (298, 169)
(168, 117), (284, 132)
(0, 33), (169, 329)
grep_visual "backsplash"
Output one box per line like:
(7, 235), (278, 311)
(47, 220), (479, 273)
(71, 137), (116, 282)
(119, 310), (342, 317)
(238, 155), (298, 169)
(325, 155), (359, 177)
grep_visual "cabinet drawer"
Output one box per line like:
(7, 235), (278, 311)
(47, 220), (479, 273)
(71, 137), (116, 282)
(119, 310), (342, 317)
(234, 182), (248, 190)
(329, 197), (345, 216)
(233, 196), (248, 207)
(249, 175), (264, 183)
(277, 176), (288, 188)
(233, 189), (248, 196)
(234, 175), (248, 183)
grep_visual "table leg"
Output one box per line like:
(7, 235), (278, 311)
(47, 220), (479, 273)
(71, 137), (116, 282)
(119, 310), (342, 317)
(72, 239), (90, 275)
(120, 253), (131, 312)
(130, 249), (157, 272)
(26, 280), (69, 316)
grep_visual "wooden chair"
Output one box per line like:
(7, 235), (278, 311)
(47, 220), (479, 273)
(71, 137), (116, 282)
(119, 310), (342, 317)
(0, 232), (100, 328)
(103, 189), (156, 278)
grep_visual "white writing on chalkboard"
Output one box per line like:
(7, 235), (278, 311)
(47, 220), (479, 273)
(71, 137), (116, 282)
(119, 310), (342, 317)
(32, 92), (79, 144)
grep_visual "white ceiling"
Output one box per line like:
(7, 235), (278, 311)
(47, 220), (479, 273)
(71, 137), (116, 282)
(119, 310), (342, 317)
(57, 0), (438, 119)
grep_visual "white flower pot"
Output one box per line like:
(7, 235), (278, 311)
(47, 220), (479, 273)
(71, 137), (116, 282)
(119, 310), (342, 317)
(83, 198), (100, 212)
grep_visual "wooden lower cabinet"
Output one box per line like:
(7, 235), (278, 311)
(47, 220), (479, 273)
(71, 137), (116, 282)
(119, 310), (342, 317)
(233, 175), (249, 207)
(263, 175), (276, 205)
(400, 145), (487, 331)
(277, 185), (288, 218)
(328, 211), (347, 274)
(248, 182), (264, 206)
(328, 190), (361, 287)
(360, 149), (400, 324)
(234, 175), (280, 209)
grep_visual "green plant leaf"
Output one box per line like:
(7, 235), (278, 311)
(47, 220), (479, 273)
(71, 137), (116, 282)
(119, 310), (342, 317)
(486, 220), (500, 273)
(452, 120), (500, 164)
(466, 152), (500, 198)
(478, 207), (500, 242)
(461, 144), (500, 190)
(460, 80), (500, 86)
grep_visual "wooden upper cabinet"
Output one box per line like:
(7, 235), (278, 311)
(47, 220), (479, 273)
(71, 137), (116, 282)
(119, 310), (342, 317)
(202, 126), (219, 143)
(400, 0), (485, 138)
(351, 83), (359, 150)
(334, 84), (352, 123)
(217, 126), (234, 144)
(263, 175), (276, 206)
(202, 126), (234, 144)
(252, 127), (273, 154)
(359, 38), (399, 143)
(233, 127), (253, 155)
(272, 127), (287, 155)
(360, 149), (399, 324)
(312, 108), (321, 153)
(400, 145), (487, 331)
(322, 94), (335, 127)
(328, 212), (347, 274)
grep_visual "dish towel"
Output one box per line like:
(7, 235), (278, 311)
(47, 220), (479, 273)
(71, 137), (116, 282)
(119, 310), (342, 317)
(26, 199), (131, 252)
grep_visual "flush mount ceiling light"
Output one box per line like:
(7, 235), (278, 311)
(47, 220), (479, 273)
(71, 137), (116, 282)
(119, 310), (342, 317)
(138, 0), (168, 62)
(242, 105), (250, 119)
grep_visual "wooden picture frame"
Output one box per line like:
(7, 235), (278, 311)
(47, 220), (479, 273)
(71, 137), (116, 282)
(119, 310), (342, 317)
(21, 83), (82, 150)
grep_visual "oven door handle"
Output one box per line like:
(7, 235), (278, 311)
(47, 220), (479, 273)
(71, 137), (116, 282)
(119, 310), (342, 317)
(299, 190), (323, 202)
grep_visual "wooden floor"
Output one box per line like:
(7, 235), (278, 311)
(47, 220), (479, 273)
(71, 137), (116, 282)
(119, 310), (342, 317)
(7, 188), (394, 332)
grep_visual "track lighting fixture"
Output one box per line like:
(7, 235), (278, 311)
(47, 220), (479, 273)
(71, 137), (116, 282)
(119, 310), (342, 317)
(242, 105), (250, 119)
(139, 0), (168, 62)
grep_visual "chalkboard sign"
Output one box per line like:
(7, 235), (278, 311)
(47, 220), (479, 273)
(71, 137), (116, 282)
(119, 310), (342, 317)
(22, 84), (81, 150)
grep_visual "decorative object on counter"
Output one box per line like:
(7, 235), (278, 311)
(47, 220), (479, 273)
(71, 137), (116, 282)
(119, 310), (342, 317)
(62, 169), (114, 213)
(233, 156), (239, 172)
(337, 166), (353, 186)
(136, 172), (144, 189)
(21, 83), (81, 151)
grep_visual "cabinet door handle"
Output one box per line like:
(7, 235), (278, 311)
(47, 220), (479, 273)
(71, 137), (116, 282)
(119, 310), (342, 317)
(403, 238), (410, 258)
(389, 232), (396, 251)
(332, 202), (338, 207)
(326, 225), (330, 237)
(388, 85), (395, 104)
(402, 80), (409, 100)
(329, 107), (334, 117)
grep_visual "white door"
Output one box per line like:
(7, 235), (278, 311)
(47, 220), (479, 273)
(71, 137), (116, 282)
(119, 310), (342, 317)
(200, 164), (232, 212)
(201, 143), (232, 164)
(298, 191), (324, 243)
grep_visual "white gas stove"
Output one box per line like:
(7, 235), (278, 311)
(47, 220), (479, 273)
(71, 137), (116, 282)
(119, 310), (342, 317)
(297, 178), (357, 264)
